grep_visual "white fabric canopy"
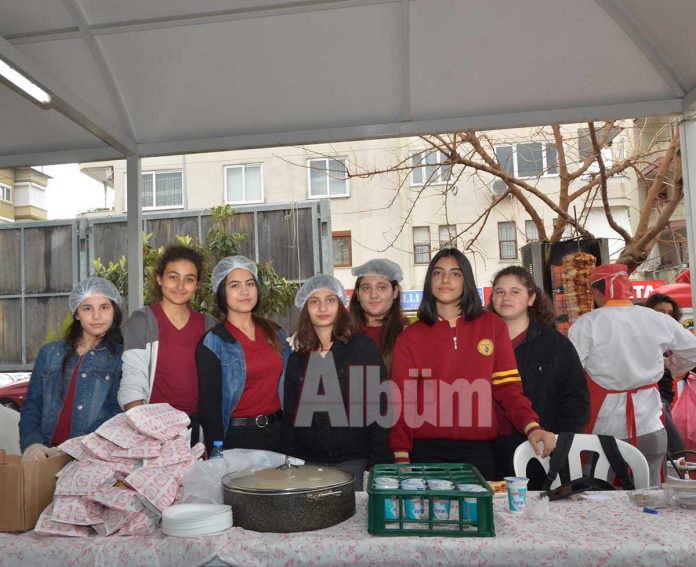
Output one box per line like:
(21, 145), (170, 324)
(2, 0), (696, 310)
(1, 0), (695, 166)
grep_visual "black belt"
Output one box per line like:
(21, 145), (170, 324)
(230, 410), (282, 428)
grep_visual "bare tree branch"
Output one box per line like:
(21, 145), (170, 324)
(589, 121), (632, 243)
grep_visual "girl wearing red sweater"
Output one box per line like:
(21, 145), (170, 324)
(388, 248), (556, 478)
(349, 258), (408, 373)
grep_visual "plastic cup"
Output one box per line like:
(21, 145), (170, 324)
(427, 479), (454, 520)
(401, 478), (427, 520)
(373, 477), (399, 489)
(400, 478), (426, 489)
(404, 495), (425, 520)
(504, 476), (529, 513)
(457, 483), (487, 522)
(431, 497), (450, 520)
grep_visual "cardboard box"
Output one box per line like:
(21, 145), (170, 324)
(0, 450), (72, 532)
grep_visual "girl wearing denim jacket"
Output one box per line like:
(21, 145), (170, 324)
(196, 256), (291, 455)
(19, 277), (124, 461)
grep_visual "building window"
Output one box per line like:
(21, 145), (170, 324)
(411, 150), (452, 185)
(308, 158), (349, 198)
(225, 164), (263, 204)
(525, 220), (539, 242)
(577, 126), (620, 171)
(126, 171), (184, 209)
(332, 231), (352, 267)
(439, 224), (457, 248)
(0, 182), (11, 203)
(495, 143), (558, 178)
(413, 226), (431, 264)
(498, 222), (518, 259)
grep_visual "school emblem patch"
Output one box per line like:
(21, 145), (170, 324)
(477, 339), (494, 356)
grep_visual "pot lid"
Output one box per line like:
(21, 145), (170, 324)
(222, 465), (353, 493)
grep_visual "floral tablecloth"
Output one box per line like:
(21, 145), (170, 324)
(0, 491), (693, 567)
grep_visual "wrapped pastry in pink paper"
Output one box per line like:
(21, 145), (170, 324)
(191, 442), (205, 461)
(35, 503), (93, 537)
(96, 413), (155, 448)
(51, 496), (104, 526)
(110, 439), (162, 460)
(142, 437), (192, 468)
(55, 460), (119, 496)
(58, 436), (89, 461)
(89, 487), (144, 513)
(94, 509), (140, 536)
(81, 432), (120, 460)
(125, 403), (190, 441)
(124, 466), (179, 512)
(115, 509), (160, 536)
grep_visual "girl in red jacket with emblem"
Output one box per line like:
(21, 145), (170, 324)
(388, 248), (556, 478)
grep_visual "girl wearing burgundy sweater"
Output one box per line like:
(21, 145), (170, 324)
(388, 248), (556, 479)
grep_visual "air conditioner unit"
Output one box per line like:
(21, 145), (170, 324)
(489, 179), (507, 197)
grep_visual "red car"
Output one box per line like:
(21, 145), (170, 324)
(0, 373), (30, 411)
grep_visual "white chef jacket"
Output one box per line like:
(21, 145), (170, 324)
(569, 303), (696, 439)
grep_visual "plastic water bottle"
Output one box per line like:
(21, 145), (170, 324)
(209, 440), (224, 460)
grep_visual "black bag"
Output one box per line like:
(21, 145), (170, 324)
(540, 433), (635, 500)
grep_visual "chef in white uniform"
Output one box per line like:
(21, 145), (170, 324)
(569, 263), (696, 486)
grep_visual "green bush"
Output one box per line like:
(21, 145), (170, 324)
(93, 205), (299, 319)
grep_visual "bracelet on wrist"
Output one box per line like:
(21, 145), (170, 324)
(526, 425), (543, 436)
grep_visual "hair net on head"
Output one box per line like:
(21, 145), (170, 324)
(212, 255), (258, 294)
(69, 277), (122, 313)
(351, 258), (403, 282)
(295, 274), (347, 308)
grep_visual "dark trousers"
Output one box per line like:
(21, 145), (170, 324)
(411, 439), (495, 480)
(224, 420), (283, 453)
(188, 414), (200, 447)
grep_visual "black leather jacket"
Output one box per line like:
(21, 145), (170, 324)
(282, 333), (392, 466)
(514, 321), (590, 433)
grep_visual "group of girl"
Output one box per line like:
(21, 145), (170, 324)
(19, 244), (590, 488)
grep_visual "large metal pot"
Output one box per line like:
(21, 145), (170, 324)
(222, 464), (355, 532)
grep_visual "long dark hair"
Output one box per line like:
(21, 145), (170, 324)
(644, 292), (683, 322)
(215, 274), (283, 354)
(61, 301), (123, 378)
(417, 248), (482, 325)
(487, 265), (555, 327)
(349, 276), (405, 371)
(294, 300), (353, 354)
(152, 245), (204, 303)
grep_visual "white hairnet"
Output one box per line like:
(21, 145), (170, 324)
(212, 255), (258, 294)
(351, 258), (403, 282)
(69, 277), (122, 313)
(295, 274), (347, 308)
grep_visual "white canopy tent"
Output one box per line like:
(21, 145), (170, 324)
(1, 0), (696, 311)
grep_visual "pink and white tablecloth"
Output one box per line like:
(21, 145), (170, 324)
(0, 492), (694, 566)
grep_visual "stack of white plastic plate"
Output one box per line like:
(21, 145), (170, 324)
(162, 504), (233, 537)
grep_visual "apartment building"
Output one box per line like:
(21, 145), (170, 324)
(0, 167), (49, 223)
(81, 124), (641, 295)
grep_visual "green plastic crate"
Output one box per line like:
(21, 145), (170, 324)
(367, 463), (495, 537)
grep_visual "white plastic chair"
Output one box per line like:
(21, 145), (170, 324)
(513, 433), (650, 489)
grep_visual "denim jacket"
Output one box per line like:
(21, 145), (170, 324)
(19, 340), (124, 452)
(196, 323), (291, 449)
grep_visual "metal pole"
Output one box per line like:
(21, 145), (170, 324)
(126, 155), (143, 314)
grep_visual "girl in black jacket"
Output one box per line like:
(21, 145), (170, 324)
(282, 274), (391, 490)
(488, 266), (590, 485)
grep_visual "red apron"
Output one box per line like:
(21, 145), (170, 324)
(584, 374), (660, 447)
